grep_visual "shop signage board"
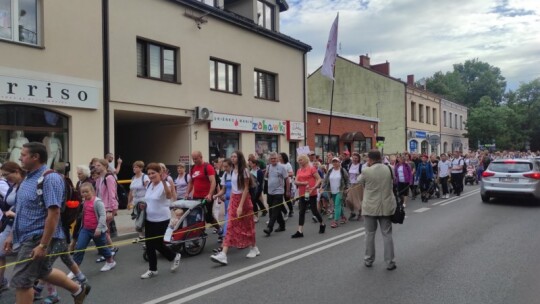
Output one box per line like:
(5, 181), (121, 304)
(251, 118), (286, 134)
(409, 140), (418, 151)
(0, 75), (99, 109)
(287, 121), (305, 140)
(415, 131), (427, 139)
(210, 113), (253, 132)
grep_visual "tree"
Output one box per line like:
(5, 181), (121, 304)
(426, 59), (506, 107)
(512, 78), (540, 150)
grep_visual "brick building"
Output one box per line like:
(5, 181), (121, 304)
(307, 107), (379, 159)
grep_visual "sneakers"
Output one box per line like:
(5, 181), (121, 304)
(274, 226), (286, 232)
(171, 253), (181, 272)
(263, 228), (272, 236)
(348, 213), (357, 221)
(210, 252), (228, 265)
(319, 224), (326, 234)
(100, 261), (116, 272)
(291, 231), (304, 238)
(140, 270), (158, 279)
(67, 271), (75, 280)
(246, 247), (260, 258)
(96, 251), (116, 263)
(72, 283), (91, 304)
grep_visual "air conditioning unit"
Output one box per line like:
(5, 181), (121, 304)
(195, 106), (213, 122)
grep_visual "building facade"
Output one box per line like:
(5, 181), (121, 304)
(0, 0), (310, 179)
(109, 0), (310, 173)
(0, 0), (103, 172)
(308, 55), (406, 154)
(440, 98), (468, 153)
(306, 108), (378, 158)
(406, 75), (441, 155)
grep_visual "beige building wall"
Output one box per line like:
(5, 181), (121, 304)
(0, 0), (103, 178)
(406, 87), (441, 154)
(440, 98), (469, 153)
(108, 0), (307, 163)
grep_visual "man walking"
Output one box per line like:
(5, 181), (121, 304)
(263, 152), (290, 236)
(358, 150), (397, 270)
(5, 142), (90, 303)
(186, 151), (220, 231)
(450, 150), (464, 196)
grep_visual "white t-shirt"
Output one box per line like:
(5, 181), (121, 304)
(231, 169), (250, 195)
(284, 162), (294, 176)
(144, 181), (172, 222)
(451, 158), (464, 174)
(348, 163), (361, 184)
(439, 160), (451, 177)
(131, 174), (149, 201)
(329, 168), (342, 194)
(397, 166), (405, 183)
(174, 174), (191, 200)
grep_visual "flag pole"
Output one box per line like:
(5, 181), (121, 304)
(326, 67), (336, 163)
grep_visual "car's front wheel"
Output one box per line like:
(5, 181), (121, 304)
(481, 194), (490, 203)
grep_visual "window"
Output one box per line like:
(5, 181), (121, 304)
(209, 131), (239, 161)
(257, 0), (274, 30)
(210, 58), (239, 93)
(411, 102), (416, 121)
(197, 0), (217, 6)
(314, 134), (339, 161)
(426, 106), (431, 124)
(254, 70), (277, 100)
(0, 0), (40, 45)
(137, 39), (178, 82)
(433, 108), (437, 125)
(255, 134), (278, 160)
(460, 115), (463, 130)
(419, 104), (424, 123)
(0, 105), (68, 166)
(454, 114), (458, 129)
(443, 111), (447, 127)
(449, 112), (452, 128)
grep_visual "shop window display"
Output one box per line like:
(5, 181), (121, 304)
(0, 105), (68, 167)
(255, 134), (278, 161)
(209, 131), (239, 161)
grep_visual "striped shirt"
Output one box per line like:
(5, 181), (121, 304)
(13, 165), (65, 244)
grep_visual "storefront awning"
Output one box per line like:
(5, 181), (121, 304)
(340, 132), (366, 141)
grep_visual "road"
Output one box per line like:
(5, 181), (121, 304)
(3, 184), (540, 304)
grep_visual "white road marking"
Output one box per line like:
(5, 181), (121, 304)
(440, 190), (480, 206)
(414, 207), (431, 213)
(431, 189), (480, 206)
(143, 227), (365, 304)
(167, 232), (366, 304)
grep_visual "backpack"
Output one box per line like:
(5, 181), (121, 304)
(104, 173), (129, 210)
(37, 170), (81, 228)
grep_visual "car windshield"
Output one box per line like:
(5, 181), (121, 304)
(489, 162), (532, 173)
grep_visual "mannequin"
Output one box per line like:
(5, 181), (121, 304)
(43, 132), (62, 168)
(8, 130), (29, 165)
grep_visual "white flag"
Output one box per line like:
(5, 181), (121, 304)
(321, 13), (339, 80)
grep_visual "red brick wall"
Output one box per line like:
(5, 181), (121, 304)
(306, 112), (378, 153)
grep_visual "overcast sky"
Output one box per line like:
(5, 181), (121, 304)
(280, 0), (540, 90)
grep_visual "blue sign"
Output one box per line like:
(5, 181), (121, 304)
(415, 131), (427, 139)
(409, 140), (418, 151)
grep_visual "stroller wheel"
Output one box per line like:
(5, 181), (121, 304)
(183, 230), (207, 257)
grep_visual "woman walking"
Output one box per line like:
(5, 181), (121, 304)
(174, 163), (191, 200)
(129, 161), (150, 243)
(394, 156), (413, 207)
(346, 152), (362, 220)
(321, 157), (350, 228)
(212, 159), (233, 249)
(211, 151), (259, 265)
(415, 155), (434, 203)
(291, 154), (325, 238)
(140, 163), (181, 279)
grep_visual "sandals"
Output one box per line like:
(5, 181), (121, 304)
(330, 221), (338, 228)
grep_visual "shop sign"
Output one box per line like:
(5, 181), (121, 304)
(210, 113), (252, 132)
(252, 118), (286, 134)
(409, 140), (418, 151)
(0, 75), (99, 109)
(415, 131), (427, 139)
(178, 155), (190, 163)
(287, 121), (305, 141)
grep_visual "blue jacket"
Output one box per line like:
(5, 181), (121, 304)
(415, 161), (434, 180)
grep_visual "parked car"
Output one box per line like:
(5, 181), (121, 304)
(480, 159), (540, 203)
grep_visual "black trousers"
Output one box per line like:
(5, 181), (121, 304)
(145, 220), (176, 271)
(195, 198), (220, 230)
(298, 196), (323, 226)
(267, 194), (285, 229)
(451, 173), (463, 195)
(440, 176), (449, 195)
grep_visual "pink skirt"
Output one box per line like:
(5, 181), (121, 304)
(223, 193), (256, 249)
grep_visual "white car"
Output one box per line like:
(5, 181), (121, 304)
(480, 159), (540, 203)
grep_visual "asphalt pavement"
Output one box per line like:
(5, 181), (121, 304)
(3, 184), (540, 304)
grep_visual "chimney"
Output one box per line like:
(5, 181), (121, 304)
(371, 61), (390, 76)
(359, 54), (370, 68)
(407, 74), (414, 86)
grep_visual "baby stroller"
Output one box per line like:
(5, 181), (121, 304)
(427, 179), (441, 199)
(464, 165), (478, 185)
(143, 200), (207, 261)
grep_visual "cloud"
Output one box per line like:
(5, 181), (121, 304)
(280, 0), (540, 90)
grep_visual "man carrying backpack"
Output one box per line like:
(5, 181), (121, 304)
(4, 142), (90, 303)
(186, 151), (220, 231)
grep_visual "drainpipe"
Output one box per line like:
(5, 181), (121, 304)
(102, 0), (111, 155)
(303, 52), (307, 144)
